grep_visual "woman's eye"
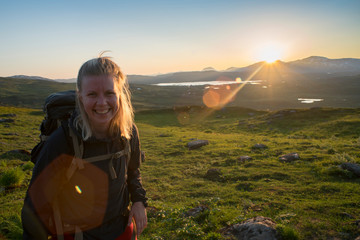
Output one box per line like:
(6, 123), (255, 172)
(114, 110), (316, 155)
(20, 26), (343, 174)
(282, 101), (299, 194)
(87, 93), (96, 97)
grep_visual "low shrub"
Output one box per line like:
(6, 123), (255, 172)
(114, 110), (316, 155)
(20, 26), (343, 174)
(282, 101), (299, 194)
(0, 167), (25, 188)
(0, 214), (23, 239)
(22, 161), (34, 171)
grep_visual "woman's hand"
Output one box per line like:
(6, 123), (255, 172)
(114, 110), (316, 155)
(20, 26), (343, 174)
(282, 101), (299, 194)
(128, 201), (147, 236)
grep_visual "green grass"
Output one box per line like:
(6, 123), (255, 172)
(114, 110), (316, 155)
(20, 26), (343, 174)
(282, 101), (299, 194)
(1, 105), (360, 239)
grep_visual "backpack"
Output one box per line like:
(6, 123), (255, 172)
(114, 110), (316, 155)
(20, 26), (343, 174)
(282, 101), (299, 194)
(31, 90), (75, 163)
(31, 90), (132, 240)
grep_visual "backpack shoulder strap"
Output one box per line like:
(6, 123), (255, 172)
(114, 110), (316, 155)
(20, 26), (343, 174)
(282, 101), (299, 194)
(66, 125), (84, 180)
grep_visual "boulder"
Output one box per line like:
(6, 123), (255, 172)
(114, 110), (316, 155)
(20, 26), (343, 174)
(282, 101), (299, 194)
(0, 119), (15, 123)
(238, 156), (253, 163)
(158, 133), (170, 137)
(141, 151), (145, 162)
(279, 153), (300, 162)
(236, 182), (254, 191)
(187, 140), (209, 150)
(338, 212), (355, 219)
(0, 114), (16, 117)
(205, 168), (223, 181)
(252, 143), (268, 149)
(2, 133), (19, 136)
(185, 205), (208, 217)
(7, 149), (31, 157)
(225, 216), (278, 240)
(340, 162), (360, 177)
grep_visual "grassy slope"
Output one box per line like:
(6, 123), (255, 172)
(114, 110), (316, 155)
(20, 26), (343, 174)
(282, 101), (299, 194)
(0, 78), (75, 108)
(1, 106), (360, 239)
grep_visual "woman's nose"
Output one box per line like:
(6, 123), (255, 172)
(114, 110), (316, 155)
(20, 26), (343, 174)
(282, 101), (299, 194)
(97, 94), (107, 105)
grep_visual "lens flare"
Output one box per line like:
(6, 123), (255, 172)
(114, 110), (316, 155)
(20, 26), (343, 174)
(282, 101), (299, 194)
(199, 63), (265, 121)
(176, 111), (190, 125)
(203, 89), (221, 109)
(75, 185), (82, 194)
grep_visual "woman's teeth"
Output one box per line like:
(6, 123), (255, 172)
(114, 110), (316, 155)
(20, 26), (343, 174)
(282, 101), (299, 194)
(95, 109), (110, 114)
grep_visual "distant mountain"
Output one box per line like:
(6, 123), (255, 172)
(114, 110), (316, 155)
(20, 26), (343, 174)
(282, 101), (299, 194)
(224, 56), (360, 76)
(287, 56), (360, 75)
(5, 56), (360, 84)
(9, 75), (52, 81)
(202, 67), (217, 71)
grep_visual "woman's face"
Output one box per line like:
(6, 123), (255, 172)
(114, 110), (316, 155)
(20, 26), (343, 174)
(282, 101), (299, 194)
(79, 75), (120, 135)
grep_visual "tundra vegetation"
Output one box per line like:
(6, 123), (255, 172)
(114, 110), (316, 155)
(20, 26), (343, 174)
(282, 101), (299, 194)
(1, 105), (360, 239)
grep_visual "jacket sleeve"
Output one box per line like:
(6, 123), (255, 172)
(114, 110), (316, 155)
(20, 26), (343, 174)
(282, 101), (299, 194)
(22, 127), (72, 239)
(127, 125), (148, 207)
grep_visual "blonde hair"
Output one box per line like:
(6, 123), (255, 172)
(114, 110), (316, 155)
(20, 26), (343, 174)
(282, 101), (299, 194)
(75, 57), (134, 140)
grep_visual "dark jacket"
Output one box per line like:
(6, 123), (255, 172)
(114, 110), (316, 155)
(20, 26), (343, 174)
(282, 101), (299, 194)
(22, 117), (147, 240)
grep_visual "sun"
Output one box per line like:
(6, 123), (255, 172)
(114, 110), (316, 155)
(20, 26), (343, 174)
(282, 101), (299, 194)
(256, 43), (283, 63)
(262, 50), (280, 63)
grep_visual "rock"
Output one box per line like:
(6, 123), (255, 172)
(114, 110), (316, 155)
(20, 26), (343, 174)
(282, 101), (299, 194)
(0, 114), (16, 117)
(205, 168), (223, 181)
(238, 120), (246, 125)
(141, 151), (145, 162)
(187, 140), (209, 150)
(276, 213), (297, 222)
(158, 133), (170, 137)
(2, 133), (19, 136)
(272, 113), (284, 118)
(185, 205), (208, 217)
(355, 219), (360, 227)
(238, 156), (253, 163)
(3, 149), (31, 161)
(225, 216), (278, 240)
(279, 153), (300, 162)
(0, 119), (15, 123)
(339, 212), (355, 219)
(236, 182), (254, 191)
(340, 162), (360, 177)
(252, 143), (268, 149)
(7, 149), (31, 156)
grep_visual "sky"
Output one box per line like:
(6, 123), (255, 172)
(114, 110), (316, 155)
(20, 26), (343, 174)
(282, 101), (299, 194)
(0, 0), (359, 79)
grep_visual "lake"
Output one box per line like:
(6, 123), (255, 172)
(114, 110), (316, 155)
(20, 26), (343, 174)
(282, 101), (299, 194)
(298, 98), (324, 104)
(153, 80), (262, 86)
